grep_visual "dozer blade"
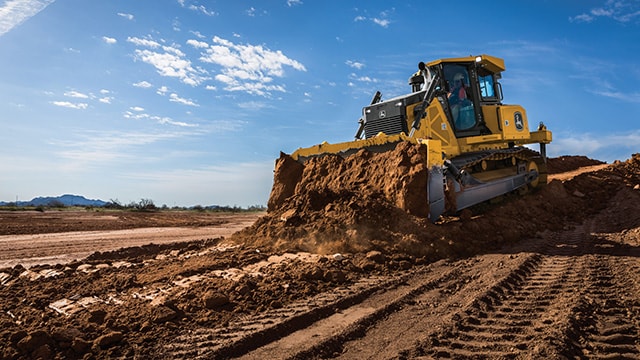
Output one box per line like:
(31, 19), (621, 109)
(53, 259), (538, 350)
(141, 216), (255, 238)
(289, 133), (413, 162)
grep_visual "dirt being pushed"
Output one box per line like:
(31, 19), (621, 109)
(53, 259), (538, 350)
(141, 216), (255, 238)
(235, 143), (637, 261)
(238, 142), (438, 257)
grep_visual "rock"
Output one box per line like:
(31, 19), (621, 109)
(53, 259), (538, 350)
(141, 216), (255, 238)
(366, 251), (386, 264)
(152, 305), (178, 323)
(17, 330), (52, 353)
(356, 258), (377, 272)
(94, 331), (123, 348)
(31, 344), (52, 360)
(88, 309), (107, 324)
(9, 330), (27, 344)
(399, 260), (413, 270)
(52, 327), (83, 343)
(280, 208), (298, 222)
(572, 190), (585, 198)
(332, 253), (344, 261)
(203, 291), (229, 309)
(71, 337), (91, 354)
(634, 184), (639, 190)
(325, 269), (347, 283)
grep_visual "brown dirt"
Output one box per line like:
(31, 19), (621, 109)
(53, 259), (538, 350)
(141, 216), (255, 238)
(0, 152), (639, 359)
(0, 211), (262, 269)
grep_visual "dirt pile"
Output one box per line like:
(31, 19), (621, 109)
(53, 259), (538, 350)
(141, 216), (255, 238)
(547, 155), (606, 174)
(234, 147), (640, 260)
(235, 142), (441, 257)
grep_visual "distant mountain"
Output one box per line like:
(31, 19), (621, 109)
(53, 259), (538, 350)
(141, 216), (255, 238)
(0, 194), (107, 207)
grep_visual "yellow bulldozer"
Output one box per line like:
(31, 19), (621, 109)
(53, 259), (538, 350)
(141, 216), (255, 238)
(273, 54), (552, 222)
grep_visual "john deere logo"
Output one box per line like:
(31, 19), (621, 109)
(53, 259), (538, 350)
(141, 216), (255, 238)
(379, 110), (386, 119)
(514, 112), (524, 131)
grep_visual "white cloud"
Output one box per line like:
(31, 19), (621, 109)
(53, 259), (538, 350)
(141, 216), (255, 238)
(188, 4), (216, 16)
(186, 39), (209, 49)
(190, 30), (205, 39)
(346, 60), (365, 69)
(353, 9), (392, 28)
(133, 45), (209, 86)
(133, 80), (152, 88)
(51, 101), (88, 109)
(130, 106), (144, 112)
(570, 1), (640, 23)
(0, 0), (55, 37)
(156, 117), (198, 127)
(64, 90), (89, 98)
(349, 73), (377, 83)
(98, 97), (112, 104)
(123, 110), (198, 127)
(157, 86), (169, 95)
(127, 36), (161, 48)
(102, 36), (117, 44)
(287, 0), (302, 6)
(372, 18), (390, 27)
(169, 93), (198, 106)
(117, 12), (134, 20)
(178, 0), (217, 16)
(199, 36), (306, 96)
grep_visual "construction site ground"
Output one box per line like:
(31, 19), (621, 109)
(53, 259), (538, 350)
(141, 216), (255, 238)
(1, 154), (639, 359)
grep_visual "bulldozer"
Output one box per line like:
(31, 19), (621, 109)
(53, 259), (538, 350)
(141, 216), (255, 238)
(272, 54), (552, 222)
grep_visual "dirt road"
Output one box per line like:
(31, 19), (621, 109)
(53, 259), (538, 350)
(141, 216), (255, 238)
(1, 155), (639, 359)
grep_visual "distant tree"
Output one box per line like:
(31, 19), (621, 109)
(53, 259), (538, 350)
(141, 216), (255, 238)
(248, 204), (267, 212)
(105, 199), (124, 209)
(137, 198), (156, 211)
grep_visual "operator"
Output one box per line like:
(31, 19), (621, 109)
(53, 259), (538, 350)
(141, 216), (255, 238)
(448, 73), (467, 105)
(448, 73), (470, 128)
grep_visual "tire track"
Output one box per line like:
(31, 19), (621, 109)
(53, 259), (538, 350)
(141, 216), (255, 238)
(396, 226), (590, 359)
(159, 268), (424, 359)
(564, 228), (640, 359)
(158, 253), (534, 359)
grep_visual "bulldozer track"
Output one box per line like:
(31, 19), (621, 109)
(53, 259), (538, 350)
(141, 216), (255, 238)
(562, 221), (640, 359)
(156, 215), (640, 359)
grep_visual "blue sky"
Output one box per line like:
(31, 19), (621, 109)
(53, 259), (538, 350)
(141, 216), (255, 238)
(1, 0), (639, 207)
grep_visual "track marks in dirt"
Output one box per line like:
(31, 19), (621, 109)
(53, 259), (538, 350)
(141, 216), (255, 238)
(160, 273), (405, 359)
(156, 251), (540, 359)
(565, 229), (640, 359)
(409, 228), (587, 359)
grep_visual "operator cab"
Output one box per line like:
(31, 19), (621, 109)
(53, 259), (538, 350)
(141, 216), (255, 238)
(424, 55), (505, 138)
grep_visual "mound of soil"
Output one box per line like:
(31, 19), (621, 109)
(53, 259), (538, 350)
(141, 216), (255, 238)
(236, 142), (437, 257)
(547, 155), (605, 174)
(234, 146), (639, 262)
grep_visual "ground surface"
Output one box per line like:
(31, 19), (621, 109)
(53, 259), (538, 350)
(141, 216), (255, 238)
(0, 211), (262, 269)
(1, 153), (639, 360)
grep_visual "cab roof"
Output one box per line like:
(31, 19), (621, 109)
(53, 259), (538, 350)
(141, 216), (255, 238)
(426, 54), (505, 74)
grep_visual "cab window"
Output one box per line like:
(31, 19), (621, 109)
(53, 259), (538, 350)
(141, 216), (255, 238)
(478, 74), (495, 98)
